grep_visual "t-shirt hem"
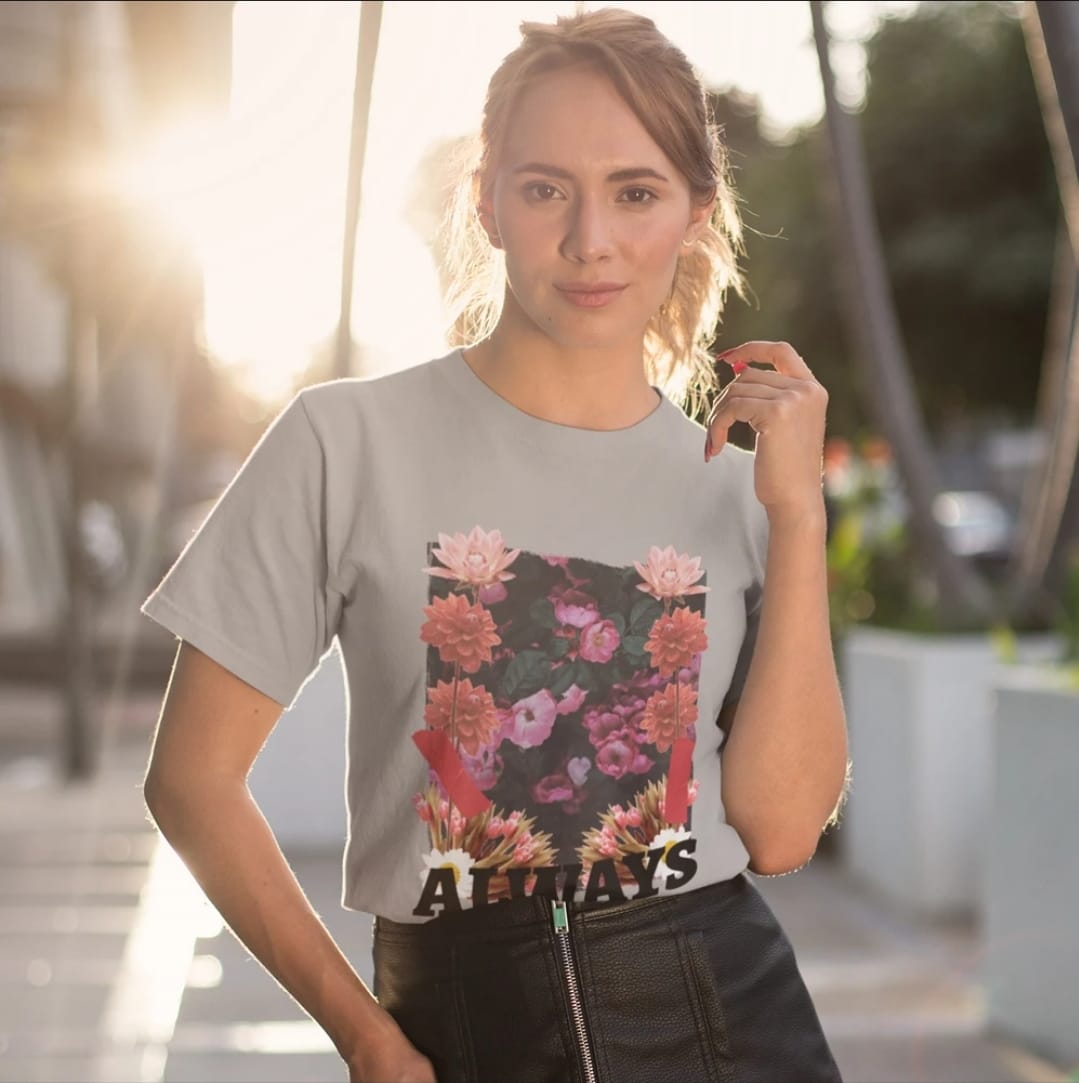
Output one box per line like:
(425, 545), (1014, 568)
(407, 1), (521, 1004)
(140, 592), (299, 707)
(341, 862), (755, 923)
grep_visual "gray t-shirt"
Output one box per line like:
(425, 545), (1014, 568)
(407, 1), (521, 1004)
(142, 348), (768, 923)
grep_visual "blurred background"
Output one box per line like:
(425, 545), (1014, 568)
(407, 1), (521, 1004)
(1, 1), (1078, 1081)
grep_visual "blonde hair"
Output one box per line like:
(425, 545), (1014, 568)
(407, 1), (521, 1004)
(441, 7), (747, 417)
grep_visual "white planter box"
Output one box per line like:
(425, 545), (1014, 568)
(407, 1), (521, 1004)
(838, 627), (1060, 919)
(983, 666), (1079, 1065)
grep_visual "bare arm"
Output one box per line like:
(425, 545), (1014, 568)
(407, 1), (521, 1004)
(143, 642), (435, 1082)
(719, 506), (850, 875)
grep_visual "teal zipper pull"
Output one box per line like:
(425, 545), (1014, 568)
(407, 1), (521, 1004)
(552, 899), (569, 933)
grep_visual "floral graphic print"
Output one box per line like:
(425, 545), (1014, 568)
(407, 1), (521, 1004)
(412, 526), (709, 916)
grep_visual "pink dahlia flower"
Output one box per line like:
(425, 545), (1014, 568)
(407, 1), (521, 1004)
(423, 677), (501, 756)
(420, 592), (500, 673)
(645, 606), (708, 677)
(640, 681), (700, 753)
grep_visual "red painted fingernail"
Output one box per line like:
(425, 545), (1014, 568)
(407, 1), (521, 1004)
(731, 360), (748, 375)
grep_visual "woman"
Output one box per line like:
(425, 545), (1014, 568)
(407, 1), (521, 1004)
(142, 8), (849, 1082)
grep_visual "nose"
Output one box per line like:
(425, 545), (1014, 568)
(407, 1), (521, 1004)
(560, 195), (615, 264)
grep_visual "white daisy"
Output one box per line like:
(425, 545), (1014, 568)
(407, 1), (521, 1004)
(419, 847), (474, 902)
(649, 827), (693, 885)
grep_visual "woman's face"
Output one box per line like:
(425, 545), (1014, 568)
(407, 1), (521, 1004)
(483, 65), (710, 354)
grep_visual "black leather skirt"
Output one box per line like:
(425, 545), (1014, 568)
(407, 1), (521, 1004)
(372, 873), (843, 1083)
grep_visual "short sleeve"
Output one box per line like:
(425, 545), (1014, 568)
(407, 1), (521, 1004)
(720, 454), (770, 713)
(141, 392), (341, 708)
(721, 584), (763, 712)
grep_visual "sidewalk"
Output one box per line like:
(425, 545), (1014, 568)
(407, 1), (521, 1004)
(1, 683), (1073, 1083)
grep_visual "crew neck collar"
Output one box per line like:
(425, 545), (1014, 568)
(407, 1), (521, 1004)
(440, 347), (677, 460)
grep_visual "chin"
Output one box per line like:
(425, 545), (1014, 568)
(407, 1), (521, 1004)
(538, 311), (645, 353)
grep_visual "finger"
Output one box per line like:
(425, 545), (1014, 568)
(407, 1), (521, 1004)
(716, 367), (805, 394)
(705, 387), (789, 461)
(706, 381), (783, 427)
(715, 340), (815, 381)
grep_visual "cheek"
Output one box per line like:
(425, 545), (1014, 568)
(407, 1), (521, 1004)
(625, 211), (687, 262)
(631, 228), (684, 292)
(499, 218), (557, 283)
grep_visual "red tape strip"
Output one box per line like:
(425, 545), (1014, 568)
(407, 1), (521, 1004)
(412, 730), (492, 818)
(664, 736), (694, 825)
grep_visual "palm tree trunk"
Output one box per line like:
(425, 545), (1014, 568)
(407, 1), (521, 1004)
(808, 0), (995, 626)
(1009, 2), (1079, 617)
(335, 2), (384, 380)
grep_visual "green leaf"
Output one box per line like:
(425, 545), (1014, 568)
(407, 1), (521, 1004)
(549, 636), (571, 660)
(548, 664), (580, 698)
(629, 594), (661, 636)
(529, 597), (558, 630)
(501, 649), (551, 701)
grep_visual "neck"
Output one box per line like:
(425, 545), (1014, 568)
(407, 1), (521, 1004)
(462, 294), (660, 432)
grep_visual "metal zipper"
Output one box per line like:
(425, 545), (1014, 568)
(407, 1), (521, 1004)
(551, 900), (599, 1083)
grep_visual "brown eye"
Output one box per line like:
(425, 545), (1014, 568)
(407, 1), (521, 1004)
(620, 187), (656, 204)
(525, 182), (561, 201)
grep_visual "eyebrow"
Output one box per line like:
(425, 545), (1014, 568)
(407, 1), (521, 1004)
(512, 162), (671, 184)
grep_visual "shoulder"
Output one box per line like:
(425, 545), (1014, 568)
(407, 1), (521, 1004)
(298, 353), (449, 420)
(289, 353), (455, 455)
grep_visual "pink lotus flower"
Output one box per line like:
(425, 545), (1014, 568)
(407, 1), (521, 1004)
(423, 678), (501, 756)
(502, 689), (558, 749)
(579, 619), (621, 664)
(420, 592), (501, 673)
(425, 526), (521, 589)
(634, 546), (710, 601)
(645, 606), (708, 677)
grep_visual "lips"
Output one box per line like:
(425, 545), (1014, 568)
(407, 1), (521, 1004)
(555, 282), (628, 309)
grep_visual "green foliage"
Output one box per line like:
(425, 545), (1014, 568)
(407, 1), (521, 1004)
(822, 452), (930, 639)
(710, 0), (1056, 442)
(1054, 546), (1079, 665)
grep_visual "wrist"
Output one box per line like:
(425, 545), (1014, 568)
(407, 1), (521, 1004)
(330, 987), (400, 1065)
(765, 497), (828, 533)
